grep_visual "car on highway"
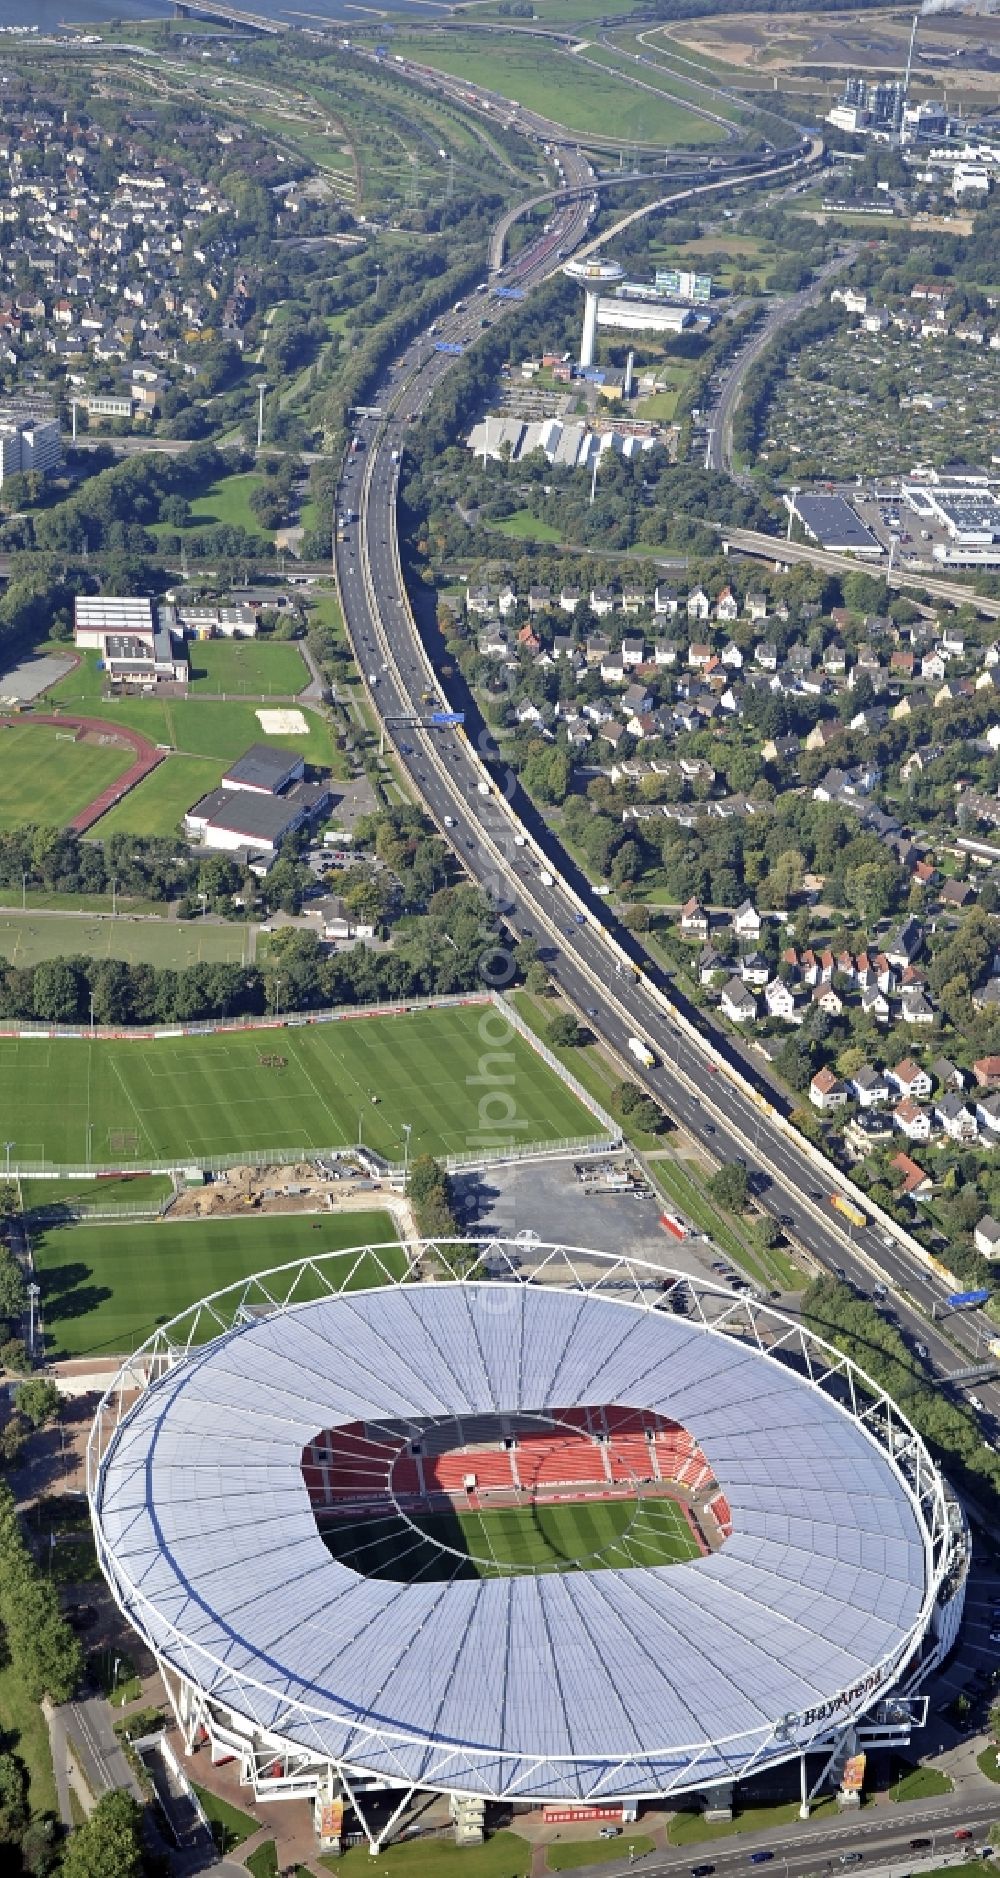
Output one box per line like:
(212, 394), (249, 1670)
(749, 1853), (774, 1866)
(915, 1343), (929, 1360)
(691, 1865), (715, 1876)
(840, 1856), (862, 1867)
(970, 1395), (986, 1412)
(909, 1841), (932, 1853)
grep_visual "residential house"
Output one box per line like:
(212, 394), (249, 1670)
(974, 979), (1000, 1013)
(889, 1152), (934, 1200)
(687, 587), (711, 622)
(745, 593), (769, 623)
(765, 978), (800, 1022)
(886, 919), (923, 969)
(974, 1057), (1000, 1087)
(698, 944), (728, 985)
(852, 1066), (891, 1108)
(900, 990), (934, 1026)
(861, 986), (891, 1024)
(715, 587), (739, 623)
(654, 585), (679, 617)
(894, 1097), (933, 1142)
(891, 1058), (933, 1101)
(811, 1067), (849, 1110)
(932, 1057), (966, 1092)
(621, 637), (645, 668)
(590, 587), (614, 618)
(846, 1111), (894, 1154)
(755, 643), (778, 672)
(733, 900), (762, 943)
(721, 641), (744, 670)
(680, 898), (709, 939)
(720, 977), (757, 1023)
(688, 643), (715, 670)
(974, 1216), (1000, 1258)
(934, 1094), (978, 1142)
(740, 951), (771, 988)
(812, 984), (844, 1017)
(940, 878), (976, 908)
(976, 1093), (1000, 1139)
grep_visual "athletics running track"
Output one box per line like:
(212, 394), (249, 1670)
(1, 713), (164, 832)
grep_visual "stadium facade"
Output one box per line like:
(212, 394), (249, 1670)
(88, 1242), (968, 1855)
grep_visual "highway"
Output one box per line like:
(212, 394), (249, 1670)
(331, 122), (1000, 1442)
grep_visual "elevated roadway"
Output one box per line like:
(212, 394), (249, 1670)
(331, 144), (1000, 1429)
(723, 525), (1000, 617)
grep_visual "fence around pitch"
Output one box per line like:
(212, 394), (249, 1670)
(8, 1131), (621, 1184)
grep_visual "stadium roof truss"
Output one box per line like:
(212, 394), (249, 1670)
(88, 1240), (958, 1814)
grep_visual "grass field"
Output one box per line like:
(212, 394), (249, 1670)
(33, 1210), (401, 1357)
(547, 1838), (655, 1870)
(19, 1172), (173, 1215)
(0, 910), (252, 969)
(4, 1003), (595, 1169)
(44, 654), (338, 769)
(187, 472), (273, 538)
(0, 723), (132, 830)
(387, 32), (725, 144)
(319, 1834), (530, 1878)
(495, 509), (565, 543)
(187, 639), (309, 696)
(323, 1493), (701, 1581)
(91, 756), (230, 838)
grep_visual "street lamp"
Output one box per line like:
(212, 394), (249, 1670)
(273, 977), (282, 1018)
(111, 876), (118, 918)
(27, 1281), (39, 1358)
(3, 1142), (13, 1176)
(401, 1122), (412, 1191)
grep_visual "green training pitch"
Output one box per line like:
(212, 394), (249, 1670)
(3, 1002), (596, 1168)
(187, 639), (309, 697)
(0, 910), (251, 969)
(32, 1210), (401, 1357)
(0, 723), (132, 830)
(322, 1493), (701, 1581)
(91, 757), (226, 838)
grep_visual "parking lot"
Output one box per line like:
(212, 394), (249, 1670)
(452, 1154), (739, 1290)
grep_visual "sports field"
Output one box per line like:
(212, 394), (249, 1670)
(2, 1003), (596, 1168)
(0, 911), (251, 969)
(0, 723), (133, 830)
(32, 1211), (401, 1357)
(322, 1493), (701, 1581)
(91, 756), (225, 838)
(188, 639), (308, 696)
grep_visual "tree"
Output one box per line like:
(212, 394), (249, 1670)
(547, 1012), (581, 1048)
(708, 1163), (749, 1213)
(524, 960), (549, 996)
(16, 1377), (60, 1428)
(61, 1791), (144, 1878)
(0, 1250), (25, 1330)
(0, 1750), (26, 1845)
(30, 958), (83, 1024)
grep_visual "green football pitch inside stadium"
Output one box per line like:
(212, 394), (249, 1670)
(321, 1495), (702, 1580)
(1, 1004), (595, 1167)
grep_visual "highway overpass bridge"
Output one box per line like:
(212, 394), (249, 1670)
(173, 0), (287, 32)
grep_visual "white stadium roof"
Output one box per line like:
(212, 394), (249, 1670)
(94, 1272), (933, 1802)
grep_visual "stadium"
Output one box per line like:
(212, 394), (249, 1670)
(88, 1241), (968, 1856)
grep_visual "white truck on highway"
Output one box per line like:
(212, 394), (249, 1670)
(628, 1036), (657, 1069)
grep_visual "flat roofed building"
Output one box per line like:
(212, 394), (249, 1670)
(75, 595), (154, 648)
(793, 494), (883, 556)
(185, 779), (330, 853)
(221, 744), (305, 796)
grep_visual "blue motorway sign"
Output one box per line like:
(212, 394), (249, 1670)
(431, 711), (465, 725)
(946, 1289), (990, 1308)
(494, 287), (526, 300)
(434, 341), (464, 355)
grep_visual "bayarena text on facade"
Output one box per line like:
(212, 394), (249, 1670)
(88, 1241), (968, 1855)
